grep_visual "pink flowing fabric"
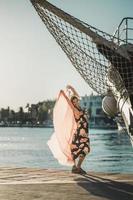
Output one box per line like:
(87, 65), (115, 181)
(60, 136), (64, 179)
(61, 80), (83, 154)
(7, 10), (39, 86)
(47, 91), (77, 166)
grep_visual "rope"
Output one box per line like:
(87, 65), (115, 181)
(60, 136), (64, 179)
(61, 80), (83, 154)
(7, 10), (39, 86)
(30, 0), (133, 97)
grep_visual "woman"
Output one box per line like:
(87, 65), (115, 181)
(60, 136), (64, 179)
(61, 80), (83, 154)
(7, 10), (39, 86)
(47, 85), (90, 174)
(65, 85), (90, 174)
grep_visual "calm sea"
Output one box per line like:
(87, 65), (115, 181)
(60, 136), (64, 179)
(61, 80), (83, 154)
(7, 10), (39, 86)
(0, 127), (132, 173)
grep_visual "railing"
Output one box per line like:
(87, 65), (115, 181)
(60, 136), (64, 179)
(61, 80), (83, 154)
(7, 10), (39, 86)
(113, 17), (133, 45)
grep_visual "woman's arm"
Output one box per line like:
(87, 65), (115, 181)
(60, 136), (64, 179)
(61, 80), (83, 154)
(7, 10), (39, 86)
(60, 90), (81, 117)
(66, 85), (80, 98)
(60, 90), (75, 110)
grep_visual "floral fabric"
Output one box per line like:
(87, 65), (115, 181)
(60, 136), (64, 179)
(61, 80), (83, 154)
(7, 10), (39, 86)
(71, 107), (90, 160)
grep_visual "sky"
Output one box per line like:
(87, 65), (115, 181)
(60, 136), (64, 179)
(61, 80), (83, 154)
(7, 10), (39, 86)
(0, 0), (133, 110)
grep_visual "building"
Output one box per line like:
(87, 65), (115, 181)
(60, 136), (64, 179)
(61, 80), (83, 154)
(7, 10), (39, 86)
(80, 94), (117, 129)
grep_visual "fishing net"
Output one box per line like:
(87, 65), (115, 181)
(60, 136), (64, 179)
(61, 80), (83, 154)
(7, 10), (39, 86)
(30, 0), (133, 97)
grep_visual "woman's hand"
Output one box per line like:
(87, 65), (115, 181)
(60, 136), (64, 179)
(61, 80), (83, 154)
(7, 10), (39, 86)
(60, 89), (64, 94)
(66, 85), (79, 98)
(66, 85), (73, 90)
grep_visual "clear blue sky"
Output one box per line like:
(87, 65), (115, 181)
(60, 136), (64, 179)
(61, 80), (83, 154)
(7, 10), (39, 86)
(0, 0), (132, 110)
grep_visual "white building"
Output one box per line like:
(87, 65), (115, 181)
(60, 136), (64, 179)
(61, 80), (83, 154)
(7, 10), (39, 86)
(80, 94), (117, 129)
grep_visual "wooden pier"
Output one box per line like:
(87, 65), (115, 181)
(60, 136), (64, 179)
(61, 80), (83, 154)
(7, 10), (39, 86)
(0, 167), (132, 200)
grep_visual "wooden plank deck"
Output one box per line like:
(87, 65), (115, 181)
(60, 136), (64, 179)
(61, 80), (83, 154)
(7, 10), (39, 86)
(0, 167), (132, 200)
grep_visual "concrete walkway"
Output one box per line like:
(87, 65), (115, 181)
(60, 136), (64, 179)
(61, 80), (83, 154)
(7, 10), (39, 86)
(0, 167), (132, 200)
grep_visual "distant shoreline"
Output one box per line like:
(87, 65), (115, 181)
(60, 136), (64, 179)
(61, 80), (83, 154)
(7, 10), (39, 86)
(0, 124), (54, 128)
(0, 124), (117, 129)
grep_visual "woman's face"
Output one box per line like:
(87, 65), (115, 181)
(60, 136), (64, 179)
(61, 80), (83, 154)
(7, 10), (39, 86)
(72, 98), (79, 107)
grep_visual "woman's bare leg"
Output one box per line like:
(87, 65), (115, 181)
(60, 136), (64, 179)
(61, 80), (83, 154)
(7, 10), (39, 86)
(77, 155), (85, 169)
(71, 159), (77, 172)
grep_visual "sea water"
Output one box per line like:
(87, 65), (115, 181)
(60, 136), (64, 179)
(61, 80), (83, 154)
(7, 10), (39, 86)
(0, 127), (132, 173)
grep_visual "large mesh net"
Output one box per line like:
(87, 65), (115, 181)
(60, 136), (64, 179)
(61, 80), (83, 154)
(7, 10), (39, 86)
(30, 0), (133, 97)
